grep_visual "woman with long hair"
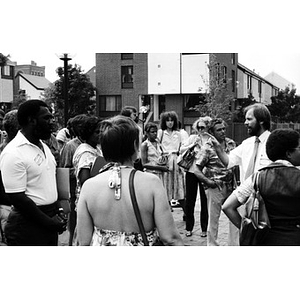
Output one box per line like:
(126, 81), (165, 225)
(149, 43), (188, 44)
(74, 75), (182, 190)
(158, 111), (185, 213)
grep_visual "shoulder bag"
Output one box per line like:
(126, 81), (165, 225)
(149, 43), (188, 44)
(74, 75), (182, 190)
(177, 143), (197, 171)
(129, 169), (164, 246)
(239, 171), (271, 246)
(157, 130), (168, 167)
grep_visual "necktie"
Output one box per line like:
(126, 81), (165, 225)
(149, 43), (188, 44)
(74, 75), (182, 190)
(244, 137), (260, 180)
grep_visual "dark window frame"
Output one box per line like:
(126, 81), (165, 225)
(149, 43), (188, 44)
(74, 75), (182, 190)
(99, 95), (122, 112)
(231, 70), (236, 92)
(1, 65), (14, 79)
(121, 65), (133, 89)
(231, 53), (236, 65)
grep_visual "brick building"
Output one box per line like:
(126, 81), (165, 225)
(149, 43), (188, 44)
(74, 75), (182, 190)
(95, 53), (238, 133)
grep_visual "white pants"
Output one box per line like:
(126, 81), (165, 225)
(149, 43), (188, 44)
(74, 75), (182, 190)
(206, 185), (229, 246)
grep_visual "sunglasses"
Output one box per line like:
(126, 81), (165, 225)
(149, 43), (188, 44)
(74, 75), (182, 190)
(198, 126), (206, 130)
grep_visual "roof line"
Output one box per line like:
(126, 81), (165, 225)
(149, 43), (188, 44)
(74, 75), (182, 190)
(16, 73), (45, 90)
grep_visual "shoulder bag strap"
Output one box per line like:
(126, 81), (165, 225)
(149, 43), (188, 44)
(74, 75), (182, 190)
(160, 130), (164, 144)
(129, 169), (149, 246)
(158, 130), (166, 153)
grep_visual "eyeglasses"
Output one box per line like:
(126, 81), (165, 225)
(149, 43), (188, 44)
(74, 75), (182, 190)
(198, 126), (205, 130)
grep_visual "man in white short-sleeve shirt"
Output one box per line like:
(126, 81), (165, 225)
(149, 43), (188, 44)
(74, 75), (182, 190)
(0, 100), (67, 245)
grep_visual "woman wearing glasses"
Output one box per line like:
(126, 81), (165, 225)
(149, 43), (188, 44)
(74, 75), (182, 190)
(180, 116), (212, 238)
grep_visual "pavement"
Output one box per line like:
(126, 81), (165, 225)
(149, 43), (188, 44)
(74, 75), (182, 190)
(172, 197), (230, 246)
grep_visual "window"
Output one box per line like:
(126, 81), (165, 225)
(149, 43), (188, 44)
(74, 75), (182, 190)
(1, 65), (13, 79)
(222, 66), (227, 83)
(231, 70), (236, 92)
(99, 95), (122, 112)
(258, 81), (262, 96)
(159, 95), (166, 116)
(231, 53), (236, 65)
(215, 63), (221, 83)
(247, 75), (252, 91)
(121, 53), (133, 60)
(121, 66), (133, 89)
(184, 94), (206, 111)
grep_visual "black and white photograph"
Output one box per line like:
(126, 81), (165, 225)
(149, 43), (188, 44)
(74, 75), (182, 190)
(1, 0), (300, 299)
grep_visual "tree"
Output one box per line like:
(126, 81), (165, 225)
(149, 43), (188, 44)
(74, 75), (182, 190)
(0, 53), (10, 67)
(11, 90), (27, 109)
(43, 64), (96, 127)
(232, 93), (257, 122)
(195, 55), (235, 123)
(267, 87), (300, 123)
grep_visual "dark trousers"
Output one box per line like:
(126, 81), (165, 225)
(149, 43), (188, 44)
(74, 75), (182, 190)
(185, 172), (208, 232)
(5, 203), (58, 246)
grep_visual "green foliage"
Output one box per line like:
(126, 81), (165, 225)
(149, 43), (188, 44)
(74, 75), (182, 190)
(11, 90), (27, 109)
(0, 53), (10, 67)
(267, 87), (300, 123)
(195, 55), (234, 123)
(232, 93), (257, 122)
(43, 64), (96, 127)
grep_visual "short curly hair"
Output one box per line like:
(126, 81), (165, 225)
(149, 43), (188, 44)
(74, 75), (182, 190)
(80, 116), (101, 141)
(207, 118), (226, 134)
(266, 129), (299, 161)
(144, 122), (158, 133)
(3, 109), (19, 137)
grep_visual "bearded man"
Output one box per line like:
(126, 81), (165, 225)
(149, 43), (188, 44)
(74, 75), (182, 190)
(208, 103), (272, 245)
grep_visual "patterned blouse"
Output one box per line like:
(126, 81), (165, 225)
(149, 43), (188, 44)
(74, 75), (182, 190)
(196, 137), (236, 186)
(91, 228), (160, 246)
(72, 143), (102, 203)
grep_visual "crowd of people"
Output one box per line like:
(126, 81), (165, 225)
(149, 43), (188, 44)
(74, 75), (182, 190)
(1, 100), (300, 246)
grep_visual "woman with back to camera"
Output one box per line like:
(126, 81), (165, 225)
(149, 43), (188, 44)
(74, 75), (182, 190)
(223, 129), (300, 245)
(180, 116), (211, 237)
(76, 115), (184, 246)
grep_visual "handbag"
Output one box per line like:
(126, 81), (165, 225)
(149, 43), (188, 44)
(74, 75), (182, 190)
(157, 130), (168, 167)
(129, 169), (164, 246)
(177, 143), (197, 170)
(239, 171), (271, 246)
(157, 153), (169, 167)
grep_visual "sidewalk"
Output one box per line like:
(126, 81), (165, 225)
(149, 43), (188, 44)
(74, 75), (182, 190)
(172, 197), (230, 246)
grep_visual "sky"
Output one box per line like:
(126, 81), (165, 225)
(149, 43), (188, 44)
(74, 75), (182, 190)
(2, 1), (300, 91)
(238, 53), (300, 90)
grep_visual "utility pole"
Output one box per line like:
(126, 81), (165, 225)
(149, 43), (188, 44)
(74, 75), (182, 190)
(60, 53), (72, 127)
